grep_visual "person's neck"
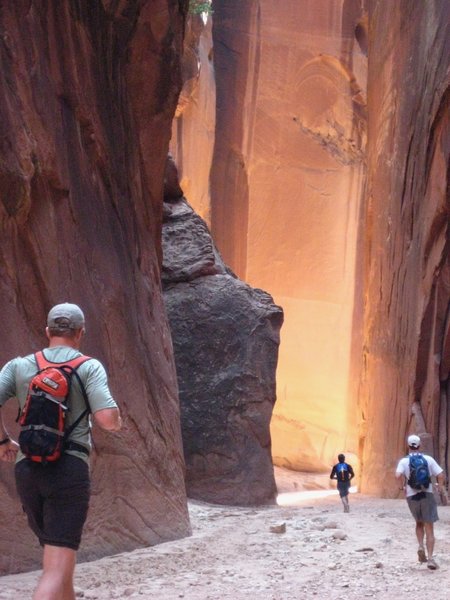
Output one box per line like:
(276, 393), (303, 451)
(48, 337), (80, 350)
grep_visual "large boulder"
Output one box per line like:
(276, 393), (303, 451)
(163, 197), (283, 505)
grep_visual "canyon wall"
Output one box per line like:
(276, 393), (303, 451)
(210, 0), (367, 473)
(359, 0), (449, 496)
(0, 1), (191, 574)
(170, 13), (215, 224)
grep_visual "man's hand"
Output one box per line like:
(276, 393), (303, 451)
(0, 439), (19, 462)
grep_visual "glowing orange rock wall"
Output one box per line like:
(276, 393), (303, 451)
(209, 0), (367, 473)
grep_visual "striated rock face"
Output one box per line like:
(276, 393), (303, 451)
(210, 0), (367, 473)
(162, 196), (283, 505)
(0, 1), (190, 575)
(359, 0), (450, 496)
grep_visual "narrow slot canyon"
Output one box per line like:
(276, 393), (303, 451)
(0, 1), (448, 596)
(170, 0), (449, 501)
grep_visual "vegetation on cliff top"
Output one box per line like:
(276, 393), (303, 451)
(189, 0), (212, 15)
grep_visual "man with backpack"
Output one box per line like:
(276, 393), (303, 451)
(330, 453), (355, 512)
(0, 302), (122, 599)
(395, 434), (445, 570)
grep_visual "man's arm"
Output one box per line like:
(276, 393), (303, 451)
(0, 406), (19, 462)
(348, 465), (355, 480)
(82, 360), (122, 432)
(435, 472), (448, 505)
(330, 465), (336, 479)
(395, 463), (406, 491)
(93, 407), (122, 432)
(0, 360), (19, 462)
(435, 470), (445, 490)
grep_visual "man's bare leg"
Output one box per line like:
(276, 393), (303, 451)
(424, 522), (435, 559)
(415, 521), (425, 548)
(415, 521), (427, 562)
(33, 545), (76, 600)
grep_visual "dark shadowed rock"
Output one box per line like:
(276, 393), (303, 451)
(162, 198), (228, 282)
(164, 153), (184, 202)
(163, 198), (283, 505)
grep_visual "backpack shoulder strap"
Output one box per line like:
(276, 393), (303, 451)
(63, 357), (93, 443)
(64, 355), (92, 371)
(36, 351), (91, 370)
(34, 351), (49, 371)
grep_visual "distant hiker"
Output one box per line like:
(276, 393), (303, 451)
(0, 303), (122, 599)
(330, 453), (355, 512)
(395, 434), (445, 570)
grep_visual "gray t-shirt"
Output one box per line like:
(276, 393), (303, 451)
(0, 345), (117, 464)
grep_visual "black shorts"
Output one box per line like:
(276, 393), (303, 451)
(337, 481), (351, 497)
(15, 454), (90, 550)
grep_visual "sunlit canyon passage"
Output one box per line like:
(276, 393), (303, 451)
(171, 0), (449, 496)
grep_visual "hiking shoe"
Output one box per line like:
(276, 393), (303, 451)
(417, 547), (427, 563)
(427, 557), (438, 570)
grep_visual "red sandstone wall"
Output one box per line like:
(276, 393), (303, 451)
(0, 1), (191, 574)
(359, 0), (449, 496)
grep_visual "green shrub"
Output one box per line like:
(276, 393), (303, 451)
(189, 0), (213, 15)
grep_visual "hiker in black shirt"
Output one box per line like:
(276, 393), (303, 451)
(330, 453), (355, 512)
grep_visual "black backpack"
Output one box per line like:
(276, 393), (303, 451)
(408, 453), (431, 490)
(18, 351), (91, 463)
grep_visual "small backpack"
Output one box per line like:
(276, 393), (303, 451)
(408, 453), (431, 490)
(18, 351), (91, 463)
(336, 462), (349, 481)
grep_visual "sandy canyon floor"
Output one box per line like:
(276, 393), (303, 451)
(1, 469), (450, 600)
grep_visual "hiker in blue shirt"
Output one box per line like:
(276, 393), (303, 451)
(395, 434), (445, 570)
(330, 453), (355, 512)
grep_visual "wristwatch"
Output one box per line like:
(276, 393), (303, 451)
(0, 437), (10, 446)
